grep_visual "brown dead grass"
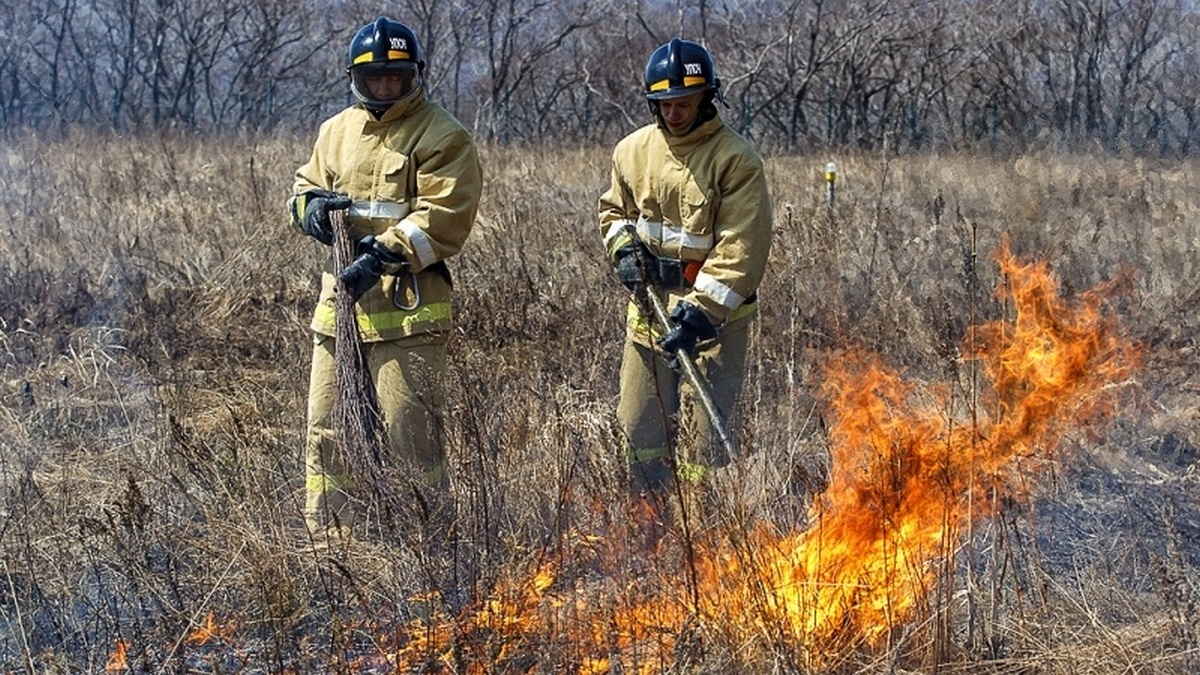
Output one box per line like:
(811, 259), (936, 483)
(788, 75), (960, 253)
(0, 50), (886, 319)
(0, 128), (1196, 672)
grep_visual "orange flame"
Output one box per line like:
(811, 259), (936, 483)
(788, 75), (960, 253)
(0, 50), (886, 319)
(387, 238), (1138, 671)
(104, 639), (128, 673)
(186, 610), (235, 645)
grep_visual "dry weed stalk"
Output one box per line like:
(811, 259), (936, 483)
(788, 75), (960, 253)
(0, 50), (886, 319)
(330, 209), (398, 530)
(1, 137), (1198, 672)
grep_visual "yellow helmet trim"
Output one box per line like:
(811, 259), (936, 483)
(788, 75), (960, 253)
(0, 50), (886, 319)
(351, 51), (411, 65)
(649, 76), (708, 93)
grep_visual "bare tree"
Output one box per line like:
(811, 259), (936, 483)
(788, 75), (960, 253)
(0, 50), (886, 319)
(0, 6), (33, 127)
(25, 0), (80, 127)
(222, 0), (337, 129)
(1105, 0), (1175, 149)
(427, 1), (489, 122)
(6, 0), (1200, 155)
(89, 0), (148, 130)
(474, 0), (608, 142)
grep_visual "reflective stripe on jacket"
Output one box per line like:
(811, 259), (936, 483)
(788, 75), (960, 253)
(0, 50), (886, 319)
(597, 116), (772, 342)
(291, 91), (482, 342)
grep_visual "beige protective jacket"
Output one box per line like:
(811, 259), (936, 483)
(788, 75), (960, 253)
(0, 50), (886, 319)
(598, 116), (772, 345)
(291, 91), (482, 342)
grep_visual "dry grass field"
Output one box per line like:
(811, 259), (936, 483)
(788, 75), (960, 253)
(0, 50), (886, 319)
(0, 129), (1197, 673)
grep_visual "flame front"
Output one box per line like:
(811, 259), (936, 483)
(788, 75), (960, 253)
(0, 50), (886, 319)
(386, 238), (1138, 671)
(104, 639), (128, 673)
(186, 610), (235, 645)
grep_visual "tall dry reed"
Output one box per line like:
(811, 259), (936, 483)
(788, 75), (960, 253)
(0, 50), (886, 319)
(0, 130), (1195, 672)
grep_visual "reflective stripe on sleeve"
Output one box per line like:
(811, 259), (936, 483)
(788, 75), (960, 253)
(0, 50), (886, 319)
(604, 219), (638, 247)
(349, 200), (411, 221)
(288, 195), (302, 223)
(693, 271), (745, 310)
(398, 218), (437, 268)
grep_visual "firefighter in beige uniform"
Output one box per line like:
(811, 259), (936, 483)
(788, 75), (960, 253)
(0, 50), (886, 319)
(598, 38), (772, 522)
(289, 17), (482, 538)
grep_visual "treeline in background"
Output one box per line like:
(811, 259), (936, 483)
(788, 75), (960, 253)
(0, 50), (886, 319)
(6, 0), (1200, 154)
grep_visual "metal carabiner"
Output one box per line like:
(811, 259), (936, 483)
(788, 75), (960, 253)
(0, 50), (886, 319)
(391, 272), (421, 311)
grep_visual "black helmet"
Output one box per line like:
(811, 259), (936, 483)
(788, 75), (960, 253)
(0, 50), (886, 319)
(346, 17), (425, 109)
(643, 38), (719, 101)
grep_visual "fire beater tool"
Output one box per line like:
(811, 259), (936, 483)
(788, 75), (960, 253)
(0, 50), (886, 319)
(639, 285), (737, 461)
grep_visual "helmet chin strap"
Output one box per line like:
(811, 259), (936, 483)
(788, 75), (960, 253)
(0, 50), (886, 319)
(350, 77), (423, 117)
(649, 92), (719, 135)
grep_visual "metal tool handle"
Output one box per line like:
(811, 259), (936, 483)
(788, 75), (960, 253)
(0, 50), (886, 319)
(643, 289), (737, 459)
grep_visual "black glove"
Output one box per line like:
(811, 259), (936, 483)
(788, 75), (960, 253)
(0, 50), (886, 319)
(299, 189), (352, 246)
(657, 300), (718, 358)
(613, 241), (656, 293)
(338, 236), (408, 301)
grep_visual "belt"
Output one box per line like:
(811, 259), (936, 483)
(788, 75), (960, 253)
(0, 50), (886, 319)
(654, 256), (757, 305)
(655, 257), (700, 288)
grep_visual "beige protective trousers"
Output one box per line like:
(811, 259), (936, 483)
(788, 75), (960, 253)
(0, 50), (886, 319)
(304, 333), (447, 534)
(617, 320), (749, 497)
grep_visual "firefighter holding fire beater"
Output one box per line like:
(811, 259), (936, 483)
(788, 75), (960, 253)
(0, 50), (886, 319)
(598, 38), (773, 533)
(289, 16), (482, 543)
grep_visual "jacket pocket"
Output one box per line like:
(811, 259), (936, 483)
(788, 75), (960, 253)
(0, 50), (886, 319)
(379, 150), (412, 198)
(679, 180), (716, 251)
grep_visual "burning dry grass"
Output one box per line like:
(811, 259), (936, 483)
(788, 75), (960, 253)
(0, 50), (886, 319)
(0, 128), (1197, 672)
(379, 237), (1143, 673)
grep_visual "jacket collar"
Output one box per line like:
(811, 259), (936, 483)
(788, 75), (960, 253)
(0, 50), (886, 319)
(661, 115), (724, 154)
(363, 88), (427, 123)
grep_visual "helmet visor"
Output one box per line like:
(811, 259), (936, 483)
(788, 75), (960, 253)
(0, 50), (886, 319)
(350, 61), (420, 109)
